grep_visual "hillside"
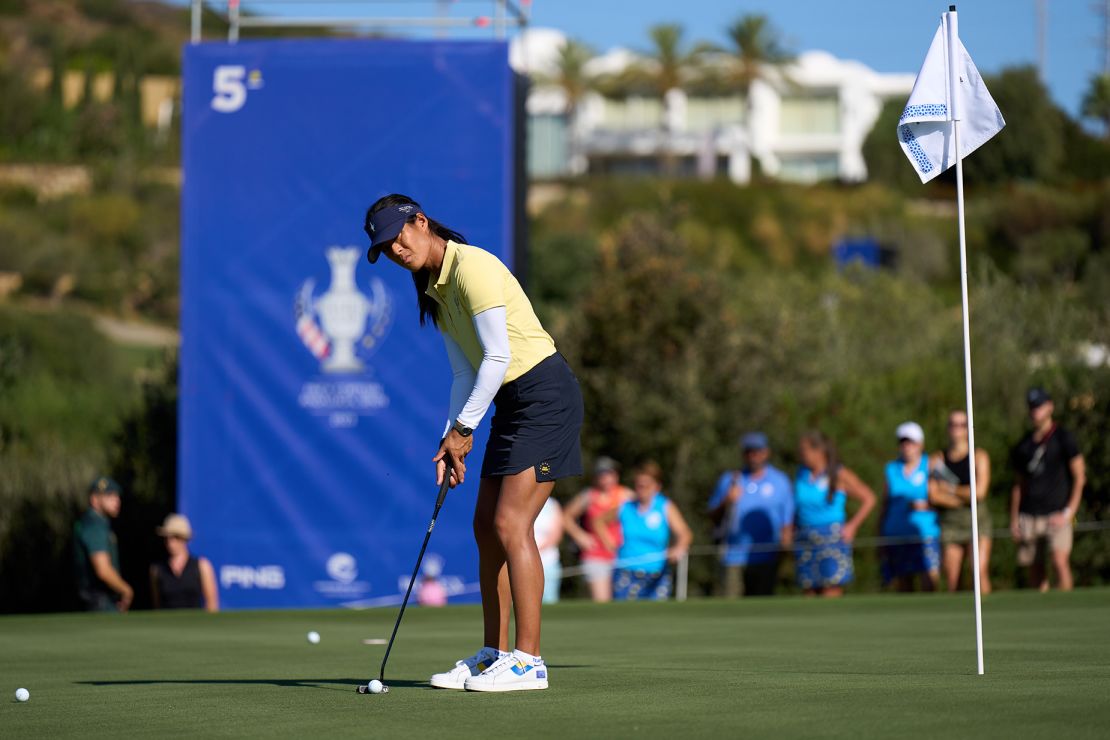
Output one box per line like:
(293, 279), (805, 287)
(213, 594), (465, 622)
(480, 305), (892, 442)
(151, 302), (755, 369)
(0, 0), (190, 74)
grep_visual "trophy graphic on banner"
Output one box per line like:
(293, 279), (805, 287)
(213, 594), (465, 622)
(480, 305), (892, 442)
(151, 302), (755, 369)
(295, 246), (393, 376)
(314, 247), (371, 373)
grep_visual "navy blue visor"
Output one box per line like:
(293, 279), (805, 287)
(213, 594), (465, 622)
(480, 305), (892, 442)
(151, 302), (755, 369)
(365, 202), (420, 263)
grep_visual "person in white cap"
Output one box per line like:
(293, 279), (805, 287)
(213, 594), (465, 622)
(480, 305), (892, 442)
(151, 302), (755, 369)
(879, 422), (941, 592)
(150, 514), (218, 612)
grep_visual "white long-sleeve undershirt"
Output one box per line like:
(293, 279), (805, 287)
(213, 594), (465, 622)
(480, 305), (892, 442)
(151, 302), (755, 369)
(442, 306), (511, 437)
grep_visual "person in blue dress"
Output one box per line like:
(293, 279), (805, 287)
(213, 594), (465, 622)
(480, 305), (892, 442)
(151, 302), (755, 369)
(611, 461), (693, 601)
(793, 431), (876, 597)
(880, 421), (941, 591)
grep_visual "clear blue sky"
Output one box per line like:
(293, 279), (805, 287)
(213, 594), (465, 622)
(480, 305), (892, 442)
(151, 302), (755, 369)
(197, 1), (1107, 117)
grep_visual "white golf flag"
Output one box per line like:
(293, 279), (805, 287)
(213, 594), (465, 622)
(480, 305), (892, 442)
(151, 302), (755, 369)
(898, 17), (1005, 183)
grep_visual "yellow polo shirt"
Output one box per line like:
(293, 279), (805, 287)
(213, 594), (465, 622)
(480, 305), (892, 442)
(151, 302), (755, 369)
(427, 241), (555, 383)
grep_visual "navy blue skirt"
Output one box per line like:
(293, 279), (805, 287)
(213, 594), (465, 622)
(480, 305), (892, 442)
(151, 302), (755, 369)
(481, 352), (583, 482)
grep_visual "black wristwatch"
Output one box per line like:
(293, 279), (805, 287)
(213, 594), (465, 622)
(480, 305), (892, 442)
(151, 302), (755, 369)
(452, 420), (474, 437)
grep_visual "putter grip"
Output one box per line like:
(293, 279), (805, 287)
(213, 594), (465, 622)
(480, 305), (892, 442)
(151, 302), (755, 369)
(435, 474), (450, 508)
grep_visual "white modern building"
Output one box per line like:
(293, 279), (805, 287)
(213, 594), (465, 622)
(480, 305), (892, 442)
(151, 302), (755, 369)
(511, 29), (915, 184)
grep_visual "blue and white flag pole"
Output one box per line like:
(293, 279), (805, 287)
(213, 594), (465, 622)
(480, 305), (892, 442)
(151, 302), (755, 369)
(899, 5), (1004, 676)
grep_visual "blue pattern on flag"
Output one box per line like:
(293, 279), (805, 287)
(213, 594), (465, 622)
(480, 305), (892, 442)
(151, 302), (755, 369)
(898, 124), (934, 173)
(899, 103), (948, 122)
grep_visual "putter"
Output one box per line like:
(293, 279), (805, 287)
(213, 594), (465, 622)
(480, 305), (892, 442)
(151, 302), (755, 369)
(357, 474), (452, 695)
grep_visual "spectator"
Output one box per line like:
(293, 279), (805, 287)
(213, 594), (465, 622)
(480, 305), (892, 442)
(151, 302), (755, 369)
(533, 497), (564, 604)
(417, 555), (448, 607)
(929, 410), (993, 593)
(73, 476), (132, 612)
(880, 422), (941, 592)
(1010, 388), (1086, 592)
(707, 432), (794, 598)
(793, 431), (876, 598)
(610, 461), (692, 601)
(563, 457), (631, 602)
(150, 514), (219, 611)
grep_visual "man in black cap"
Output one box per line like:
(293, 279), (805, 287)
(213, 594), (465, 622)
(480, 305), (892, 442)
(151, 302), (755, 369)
(73, 476), (133, 611)
(1009, 388), (1086, 591)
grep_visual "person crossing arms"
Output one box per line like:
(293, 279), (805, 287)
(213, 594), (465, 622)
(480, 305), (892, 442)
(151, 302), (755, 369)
(929, 410), (993, 593)
(364, 195), (583, 692)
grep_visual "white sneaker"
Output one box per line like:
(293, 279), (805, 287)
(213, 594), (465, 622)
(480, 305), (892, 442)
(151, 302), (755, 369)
(429, 647), (504, 690)
(464, 651), (549, 692)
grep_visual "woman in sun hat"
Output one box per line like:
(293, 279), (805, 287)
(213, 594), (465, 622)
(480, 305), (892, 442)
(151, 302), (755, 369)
(364, 194), (583, 692)
(150, 513), (219, 612)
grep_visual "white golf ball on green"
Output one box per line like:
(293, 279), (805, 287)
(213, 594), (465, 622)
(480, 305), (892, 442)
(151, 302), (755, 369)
(367, 680), (384, 694)
(306, 631), (320, 644)
(15, 688), (29, 702)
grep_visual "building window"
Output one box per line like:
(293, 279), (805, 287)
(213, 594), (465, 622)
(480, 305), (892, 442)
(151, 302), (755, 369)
(779, 94), (840, 136)
(528, 114), (569, 179)
(777, 153), (840, 183)
(686, 97), (745, 133)
(597, 97), (663, 131)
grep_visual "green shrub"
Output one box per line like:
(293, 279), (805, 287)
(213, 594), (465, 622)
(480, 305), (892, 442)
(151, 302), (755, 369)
(543, 191), (1110, 594)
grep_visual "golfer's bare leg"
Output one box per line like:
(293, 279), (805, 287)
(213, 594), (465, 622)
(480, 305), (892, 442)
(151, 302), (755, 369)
(494, 468), (554, 656)
(475, 477), (511, 651)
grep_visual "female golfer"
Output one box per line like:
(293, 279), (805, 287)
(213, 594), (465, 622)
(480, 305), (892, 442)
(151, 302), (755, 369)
(364, 194), (582, 693)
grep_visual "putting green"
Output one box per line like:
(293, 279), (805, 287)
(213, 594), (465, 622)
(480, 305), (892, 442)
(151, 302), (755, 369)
(2, 590), (1108, 738)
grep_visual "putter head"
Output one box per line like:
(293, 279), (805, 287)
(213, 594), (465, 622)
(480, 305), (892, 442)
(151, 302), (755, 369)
(355, 683), (390, 694)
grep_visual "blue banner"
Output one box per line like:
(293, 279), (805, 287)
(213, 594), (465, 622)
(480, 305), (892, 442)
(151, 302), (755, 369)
(180, 39), (518, 608)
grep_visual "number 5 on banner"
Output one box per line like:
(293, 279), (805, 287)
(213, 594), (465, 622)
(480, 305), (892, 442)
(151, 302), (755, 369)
(212, 65), (247, 113)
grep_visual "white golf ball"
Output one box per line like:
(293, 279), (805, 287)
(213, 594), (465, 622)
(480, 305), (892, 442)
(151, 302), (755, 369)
(306, 631), (321, 644)
(367, 680), (384, 694)
(15, 688), (29, 702)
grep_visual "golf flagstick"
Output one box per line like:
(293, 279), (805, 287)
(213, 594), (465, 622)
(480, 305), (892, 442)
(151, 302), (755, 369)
(360, 474), (452, 693)
(946, 6), (986, 677)
(898, 4), (1004, 675)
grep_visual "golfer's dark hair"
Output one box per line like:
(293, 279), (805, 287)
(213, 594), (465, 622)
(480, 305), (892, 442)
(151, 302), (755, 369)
(801, 430), (841, 503)
(365, 194), (467, 328)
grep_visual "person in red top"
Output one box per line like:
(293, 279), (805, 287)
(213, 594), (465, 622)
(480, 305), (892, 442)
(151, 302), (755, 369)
(563, 457), (631, 602)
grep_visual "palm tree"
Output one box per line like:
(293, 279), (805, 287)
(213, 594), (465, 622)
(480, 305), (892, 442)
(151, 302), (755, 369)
(723, 14), (793, 178)
(552, 39), (594, 174)
(553, 39), (594, 116)
(647, 23), (686, 99)
(1081, 73), (1110, 139)
(635, 24), (710, 173)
